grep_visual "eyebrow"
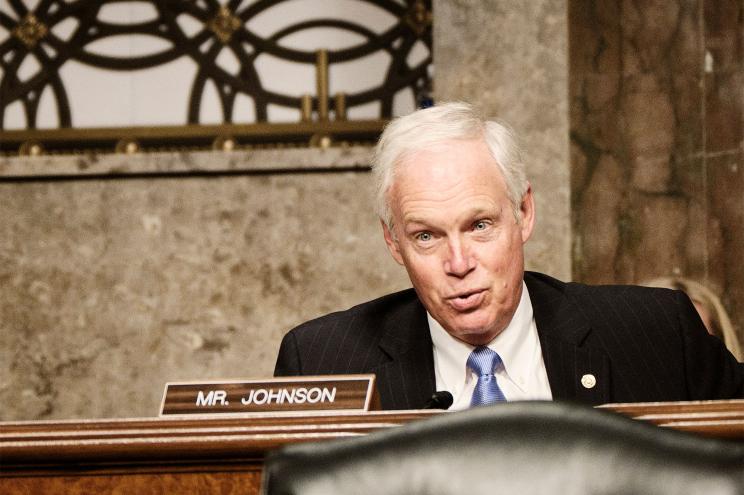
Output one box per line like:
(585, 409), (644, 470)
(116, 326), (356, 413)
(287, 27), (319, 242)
(402, 206), (503, 228)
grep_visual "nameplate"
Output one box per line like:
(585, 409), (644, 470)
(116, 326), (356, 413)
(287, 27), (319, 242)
(159, 375), (379, 416)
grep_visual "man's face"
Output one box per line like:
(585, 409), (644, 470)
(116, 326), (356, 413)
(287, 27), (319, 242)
(382, 138), (535, 346)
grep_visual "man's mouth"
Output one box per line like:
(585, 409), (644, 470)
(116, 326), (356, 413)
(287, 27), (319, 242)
(447, 289), (486, 311)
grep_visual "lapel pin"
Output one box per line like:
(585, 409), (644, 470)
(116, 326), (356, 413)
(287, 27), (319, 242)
(581, 374), (596, 389)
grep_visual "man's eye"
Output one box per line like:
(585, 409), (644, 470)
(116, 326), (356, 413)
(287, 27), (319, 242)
(416, 232), (432, 242)
(474, 221), (487, 230)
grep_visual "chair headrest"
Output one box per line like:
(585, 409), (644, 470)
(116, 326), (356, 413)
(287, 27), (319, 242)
(262, 401), (744, 495)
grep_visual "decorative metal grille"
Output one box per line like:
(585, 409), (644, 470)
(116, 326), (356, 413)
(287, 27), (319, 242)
(0, 0), (432, 154)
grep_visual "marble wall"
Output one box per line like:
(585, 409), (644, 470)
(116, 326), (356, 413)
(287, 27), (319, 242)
(434, 0), (571, 281)
(570, 0), (744, 338)
(0, 149), (413, 420)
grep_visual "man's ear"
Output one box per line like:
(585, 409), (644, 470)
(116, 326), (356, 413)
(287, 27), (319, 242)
(519, 183), (536, 244)
(381, 220), (405, 266)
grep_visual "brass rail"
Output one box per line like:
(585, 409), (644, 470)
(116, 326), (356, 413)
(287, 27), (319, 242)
(0, 120), (386, 156)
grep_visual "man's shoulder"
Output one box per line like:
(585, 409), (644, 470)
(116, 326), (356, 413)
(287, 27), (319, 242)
(567, 277), (682, 306)
(289, 288), (422, 334)
(525, 270), (685, 320)
(275, 288), (424, 377)
(526, 270), (679, 300)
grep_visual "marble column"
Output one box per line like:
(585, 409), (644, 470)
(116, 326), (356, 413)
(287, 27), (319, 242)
(570, 0), (743, 339)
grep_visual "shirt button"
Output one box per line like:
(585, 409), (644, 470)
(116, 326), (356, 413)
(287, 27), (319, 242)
(581, 374), (596, 389)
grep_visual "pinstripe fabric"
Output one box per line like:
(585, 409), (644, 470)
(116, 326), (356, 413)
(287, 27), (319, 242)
(526, 272), (744, 403)
(274, 289), (436, 409)
(275, 272), (744, 409)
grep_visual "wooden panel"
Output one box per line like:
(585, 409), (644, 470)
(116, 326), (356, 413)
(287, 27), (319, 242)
(0, 410), (440, 466)
(2, 469), (262, 495)
(599, 399), (744, 439)
(1, 401), (742, 494)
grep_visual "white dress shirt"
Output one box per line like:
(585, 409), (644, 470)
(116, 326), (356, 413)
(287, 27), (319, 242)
(429, 282), (553, 410)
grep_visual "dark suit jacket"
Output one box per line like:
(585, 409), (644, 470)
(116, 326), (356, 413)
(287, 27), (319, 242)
(274, 271), (744, 409)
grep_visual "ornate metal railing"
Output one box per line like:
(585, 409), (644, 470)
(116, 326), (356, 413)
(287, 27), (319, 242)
(0, 0), (432, 155)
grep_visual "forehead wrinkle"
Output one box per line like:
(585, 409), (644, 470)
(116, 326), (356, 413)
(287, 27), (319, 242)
(400, 198), (503, 230)
(390, 138), (510, 229)
(395, 179), (498, 207)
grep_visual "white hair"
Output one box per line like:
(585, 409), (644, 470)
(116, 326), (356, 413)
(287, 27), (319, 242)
(371, 102), (528, 229)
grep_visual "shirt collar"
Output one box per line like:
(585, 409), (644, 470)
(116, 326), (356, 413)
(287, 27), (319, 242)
(429, 282), (534, 393)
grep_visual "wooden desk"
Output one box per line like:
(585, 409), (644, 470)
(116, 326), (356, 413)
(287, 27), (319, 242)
(600, 399), (744, 439)
(2, 401), (742, 494)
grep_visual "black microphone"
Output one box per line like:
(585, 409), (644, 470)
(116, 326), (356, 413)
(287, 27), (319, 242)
(424, 391), (453, 410)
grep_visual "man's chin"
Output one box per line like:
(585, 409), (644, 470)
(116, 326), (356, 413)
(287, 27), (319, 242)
(447, 322), (499, 346)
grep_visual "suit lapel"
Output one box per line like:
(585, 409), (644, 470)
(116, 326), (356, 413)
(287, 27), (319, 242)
(526, 273), (610, 404)
(374, 297), (436, 410)
(370, 274), (613, 408)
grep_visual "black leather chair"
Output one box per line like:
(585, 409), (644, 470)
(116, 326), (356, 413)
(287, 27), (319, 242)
(262, 401), (744, 495)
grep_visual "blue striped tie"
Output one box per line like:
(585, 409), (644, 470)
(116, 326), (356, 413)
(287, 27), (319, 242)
(468, 346), (507, 406)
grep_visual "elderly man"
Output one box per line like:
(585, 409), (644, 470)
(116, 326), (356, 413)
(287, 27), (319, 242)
(274, 102), (743, 410)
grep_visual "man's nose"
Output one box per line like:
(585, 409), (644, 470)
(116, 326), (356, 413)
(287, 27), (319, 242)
(444, 238), (475, 277)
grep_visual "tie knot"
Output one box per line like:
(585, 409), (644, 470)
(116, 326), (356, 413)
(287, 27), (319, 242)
(467, 346), (503, 377)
